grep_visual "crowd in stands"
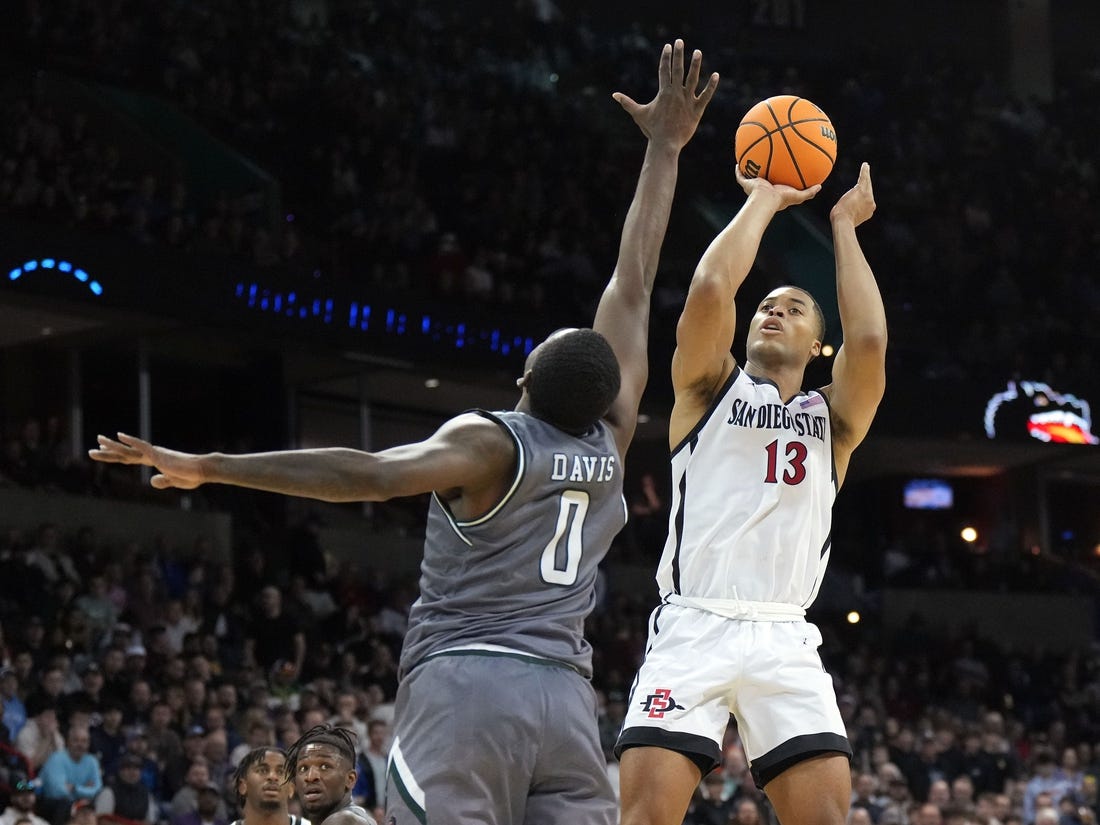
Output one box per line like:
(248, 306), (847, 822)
(0, 509), (1097, 825)
(0, 0), (1098, 389)
(1, 4), (1100, 825)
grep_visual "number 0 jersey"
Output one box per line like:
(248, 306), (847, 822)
(656, 366), (836, 610)
(398, 410), (626, 679)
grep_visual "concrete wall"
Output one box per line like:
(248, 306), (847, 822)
(0, 487), (231, 551)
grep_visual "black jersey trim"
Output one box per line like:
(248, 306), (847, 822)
(454, 409), (525, 527)
(669, 451), (692, 595)
(808, 388), (839, 492)
(749, 732), (851, 788)
(670, 367), (741, 457)
(614, 726), (721, 775)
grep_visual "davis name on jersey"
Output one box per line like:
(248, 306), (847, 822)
(551, 453), (616, 483)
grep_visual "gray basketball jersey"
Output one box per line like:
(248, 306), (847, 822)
(398, 410), (626, 679)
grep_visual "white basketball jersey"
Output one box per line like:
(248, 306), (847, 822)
(656, 366), (836, 608)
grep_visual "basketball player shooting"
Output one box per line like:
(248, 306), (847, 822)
(615, 161), (885, 825)
(89, 40), (718, 825)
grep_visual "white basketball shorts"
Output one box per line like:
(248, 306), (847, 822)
(615, 600), (851, 786)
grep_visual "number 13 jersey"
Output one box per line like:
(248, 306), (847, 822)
(657, 366), (836, 609)
(399, 410), (626, 680)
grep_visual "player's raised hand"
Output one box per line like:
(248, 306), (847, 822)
(829, 162), (876, 228)
(612, 39), (719, 151)
(89, 432), (206, 490)
(735, 163), (821, 212)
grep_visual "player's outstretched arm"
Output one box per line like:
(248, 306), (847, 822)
(820, 162), (887, 481)
(671, 167), (821, 409)
(593, 38), (718, 456)
(89, 413), (514, 503)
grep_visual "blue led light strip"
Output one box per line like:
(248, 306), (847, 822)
(235, 281), (536, 358)
(8, 258), (104, 296)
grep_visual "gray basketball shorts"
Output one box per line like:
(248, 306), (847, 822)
(385, 651), (616, 825)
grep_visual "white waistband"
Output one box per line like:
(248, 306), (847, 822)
(665, 594), (806, 621)
(433, 642), (555, 661)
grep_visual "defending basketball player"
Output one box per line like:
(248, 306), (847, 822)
(616, 160), (885, 825)
(89, 40), (718, 825)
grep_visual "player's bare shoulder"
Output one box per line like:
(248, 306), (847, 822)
(443, 412), (516, 458)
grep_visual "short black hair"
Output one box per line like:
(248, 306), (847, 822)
(283, 725), (357, 782)
(786, 286), (826, 341)
(233, 746), (286, 805)
(527, 329), (620, 434)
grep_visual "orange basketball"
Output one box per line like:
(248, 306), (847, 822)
(734, 95), (837, 189)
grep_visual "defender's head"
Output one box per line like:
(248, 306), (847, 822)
(746, 286), (825, 366)
(517, 328), (621, 434)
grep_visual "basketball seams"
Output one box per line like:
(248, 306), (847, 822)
(772, 120), (807, 189)
(736, 124), (772, 175)
(736, 95), (835, 188)
(788, 121), (837, 163)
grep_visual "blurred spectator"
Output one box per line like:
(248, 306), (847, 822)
(38, 726), (102, 825)
(684, 770), (734, 825)
(170, 781), (226, 825)
(169, 762), (227, 822)
(242, 588), (304, 677)
(352, 719), (388, 810)
(15, 696), (63, 772)
(0, 670), (25, 740)
(0, 777), (49, 825)
(326, 692), (366, 746)
(88, 702), (127, 782)
(92, 753), (157, 825)
(72, 578), (118, 647)
(1026, 750), (1076, 823)
(732, 798), (766, 825)
(58, 665), (105, 726)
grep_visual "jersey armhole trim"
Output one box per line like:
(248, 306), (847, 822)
(455, 409), (525, 527)
(670, 366), (741, 457)
(811, 389), (840, 491)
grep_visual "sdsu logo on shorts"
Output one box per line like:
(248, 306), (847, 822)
(639, 688), (684, 718)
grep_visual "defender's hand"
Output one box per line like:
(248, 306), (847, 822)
(613, 39), (719, 151)
(89, 432), (206, 490)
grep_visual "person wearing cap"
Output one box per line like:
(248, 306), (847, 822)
(92, 753), (157, 825)
(0, 777), (50, 825)
(38, 725), (102, 824)
(1, 667), (26, 740)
